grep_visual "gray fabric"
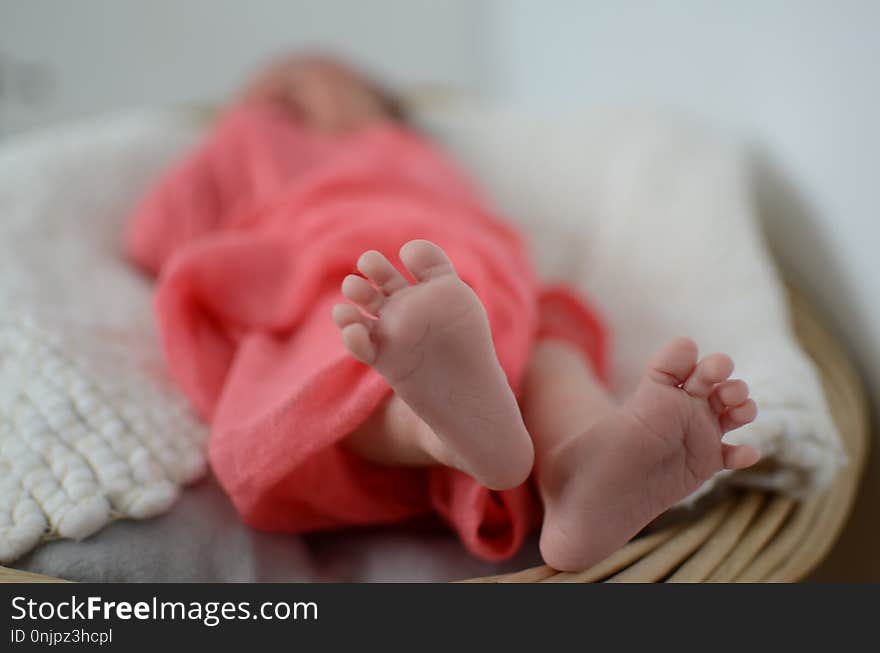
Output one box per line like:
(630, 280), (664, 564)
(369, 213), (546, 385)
(12, 475), (542, 582)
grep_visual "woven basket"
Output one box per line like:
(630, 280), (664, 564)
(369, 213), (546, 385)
(0, 287), (870, 583)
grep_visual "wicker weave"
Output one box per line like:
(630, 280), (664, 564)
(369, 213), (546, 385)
(0, 288), (870, 583)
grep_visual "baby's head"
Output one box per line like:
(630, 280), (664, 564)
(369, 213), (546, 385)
(240, 53), (404, 133)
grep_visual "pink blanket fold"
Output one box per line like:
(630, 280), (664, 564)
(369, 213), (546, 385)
(126, 104), (607, 560)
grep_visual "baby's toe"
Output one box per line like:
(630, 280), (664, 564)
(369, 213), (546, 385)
(357, 250), (409, 294)
(341, 274), (385, 314)
(332, 303), (373, 330)
(710, 379), (749, 413)
(720, 398), (758, 432)
(646, 336), (699, 386)
(683, 353), (734, 398)
(341, 323), (376, 365)
(722, 442), (761, 470)
(399, 240), (456, 281)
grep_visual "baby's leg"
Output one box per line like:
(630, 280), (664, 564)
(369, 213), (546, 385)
(523, 337), (759, 572)
(522, 341), (617, 465)
(333, 240), (534, 490)
(344, 394), (456, 468)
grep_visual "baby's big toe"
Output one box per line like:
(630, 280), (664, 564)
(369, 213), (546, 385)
(399, 240), (456, 282)
(646, 336), (699, 386)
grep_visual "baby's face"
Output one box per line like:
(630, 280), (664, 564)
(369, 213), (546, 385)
(241, 55), (393, 134)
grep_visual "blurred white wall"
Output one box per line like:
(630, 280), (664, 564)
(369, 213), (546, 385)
(488, 0), (880, 401)
(0, 0), (488, 133)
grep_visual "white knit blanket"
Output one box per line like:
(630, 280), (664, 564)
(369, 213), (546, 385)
(0, 113), (209, 563)
(0, 107), (845, 564)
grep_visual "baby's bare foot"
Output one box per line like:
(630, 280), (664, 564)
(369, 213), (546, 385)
(538, 337), (759, 571)
(333, 240), (534, 490)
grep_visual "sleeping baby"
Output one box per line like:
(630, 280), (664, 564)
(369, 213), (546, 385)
(126, 54), (759, 572)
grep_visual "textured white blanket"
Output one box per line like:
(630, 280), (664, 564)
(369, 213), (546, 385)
(0, 107), (845, 564)
(0, 113), (209, 563)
